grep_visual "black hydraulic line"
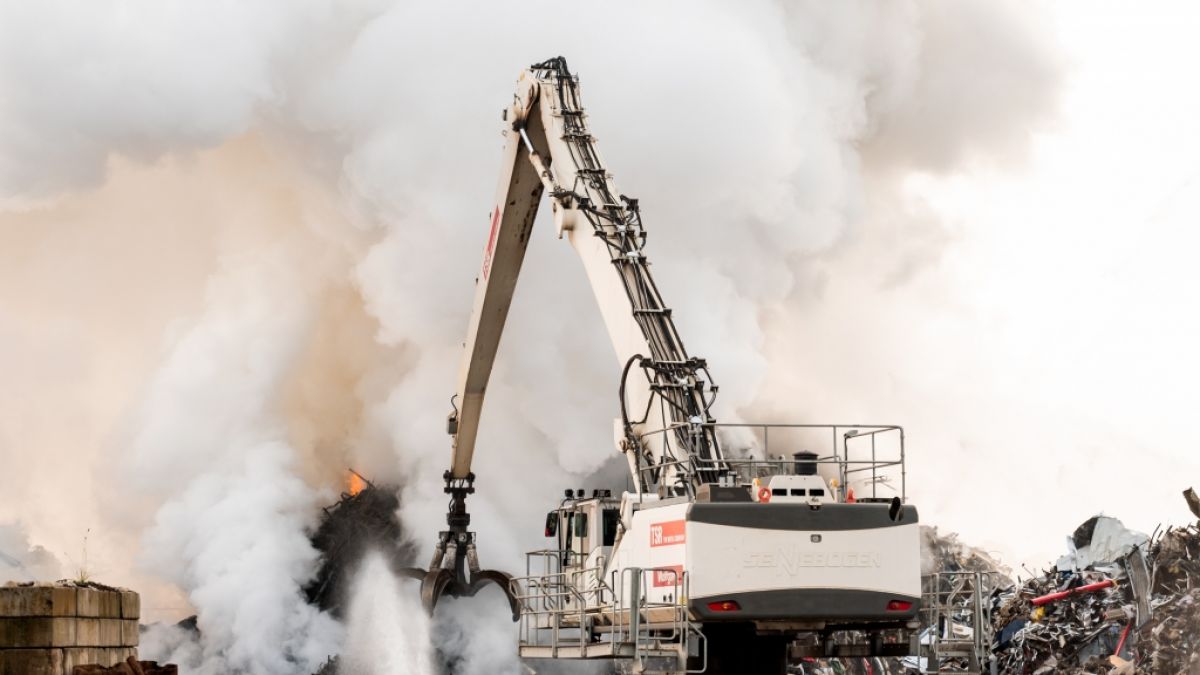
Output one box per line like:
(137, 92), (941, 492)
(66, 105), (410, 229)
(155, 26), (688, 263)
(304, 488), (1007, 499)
(528, 57), (724, 486)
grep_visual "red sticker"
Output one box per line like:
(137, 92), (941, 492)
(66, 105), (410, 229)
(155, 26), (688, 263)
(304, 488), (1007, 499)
(650, 520), (686, 547)
(482, 206), (501, 279)
(651, 565), (684, 587)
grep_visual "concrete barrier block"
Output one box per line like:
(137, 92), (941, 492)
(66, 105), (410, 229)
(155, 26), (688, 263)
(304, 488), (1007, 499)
(97, 619), (120, 646)
(75, 618), (98, 647)
(120, 620), (138, 647)
(75, 587), (126, 617)
(97, 591), (121, 620)
(61, 647), (97, 672)
(119, 592), (139, 621)
(76, 589), (121, 618)
(0, 648), (63, 675)
(76, 588), (98, 618)
(63, 646), (136, 672)
(71, 618), (137, 647)
(0, 586), (77, 617)
(0, 617), (77, 647)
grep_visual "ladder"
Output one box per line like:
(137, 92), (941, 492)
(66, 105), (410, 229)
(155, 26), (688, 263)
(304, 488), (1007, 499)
(920, 572), (997, 674)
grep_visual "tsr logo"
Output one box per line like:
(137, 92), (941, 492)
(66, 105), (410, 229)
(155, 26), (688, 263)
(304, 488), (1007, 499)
(649, 520), (685, 547)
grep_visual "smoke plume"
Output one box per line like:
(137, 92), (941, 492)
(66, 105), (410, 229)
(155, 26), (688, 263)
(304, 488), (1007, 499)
(0, 522), (63, 583)
(0, 1), (1077, 673)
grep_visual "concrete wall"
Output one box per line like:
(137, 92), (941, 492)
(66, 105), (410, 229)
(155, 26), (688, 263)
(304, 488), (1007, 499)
(0, 583), (138, 675)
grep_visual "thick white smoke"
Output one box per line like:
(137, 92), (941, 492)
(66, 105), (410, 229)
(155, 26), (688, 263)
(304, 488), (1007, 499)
(0, 1), (1077, 673)
(0, 522), (63, 583)
(340, 553), (434, 675)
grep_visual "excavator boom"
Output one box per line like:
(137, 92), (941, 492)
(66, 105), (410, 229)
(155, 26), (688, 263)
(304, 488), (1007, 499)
(409, 57), (727, 619)
(449, 57), (723, 490)
(405, 60), (923, 675)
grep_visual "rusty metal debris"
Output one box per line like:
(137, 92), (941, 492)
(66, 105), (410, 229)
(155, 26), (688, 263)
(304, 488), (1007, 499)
(305, 480), (415, 617)
(790, 492), (1200, 674)
(987, 490), (1200, 674)
(1136, 515), (1200, 674)
(1183, 487), (1200, 521)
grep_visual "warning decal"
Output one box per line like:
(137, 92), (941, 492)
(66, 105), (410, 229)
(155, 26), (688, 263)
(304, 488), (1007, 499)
(651, 565), (684, 587)
(649, 520), (686, 547)
(482, 206), (501, 279)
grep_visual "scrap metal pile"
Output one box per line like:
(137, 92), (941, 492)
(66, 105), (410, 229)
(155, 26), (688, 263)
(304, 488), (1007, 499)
(792, 492), (1200, 674)
(305, 477), (414, 617)
(989, 489), (1200, 674)
(1137, 516), (1200, 673)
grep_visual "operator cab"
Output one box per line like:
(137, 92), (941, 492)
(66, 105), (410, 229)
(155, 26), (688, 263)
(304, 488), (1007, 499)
(544, 489), (622, 576)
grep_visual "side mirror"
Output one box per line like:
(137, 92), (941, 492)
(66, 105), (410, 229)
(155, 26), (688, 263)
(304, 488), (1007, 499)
(544, 512), (558, 537)
(889, 496), (904, 522)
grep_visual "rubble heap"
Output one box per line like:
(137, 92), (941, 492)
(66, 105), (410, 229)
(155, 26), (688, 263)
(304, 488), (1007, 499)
(990, 490), (1200, 674)
(304, 482), (414, 618)
(1137, 518), (1200, 673)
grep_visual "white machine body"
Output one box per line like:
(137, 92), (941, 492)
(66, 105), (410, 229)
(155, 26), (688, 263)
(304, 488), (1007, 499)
(436, 57), (923, 669)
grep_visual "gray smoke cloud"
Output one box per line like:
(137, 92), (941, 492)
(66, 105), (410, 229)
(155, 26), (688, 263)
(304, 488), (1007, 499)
(0, 522), (63, 583)
(0, 1), (1064, 673)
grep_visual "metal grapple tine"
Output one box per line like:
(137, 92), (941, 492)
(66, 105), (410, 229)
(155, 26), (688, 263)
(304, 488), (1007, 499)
(397, 567), (427, 582)
(405, 472), (520, 621)
(420, 568), (457, 614)
(467, 569), (521, 622)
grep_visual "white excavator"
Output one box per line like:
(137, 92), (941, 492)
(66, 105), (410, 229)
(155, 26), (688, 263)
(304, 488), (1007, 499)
(406, 57), (922, 674)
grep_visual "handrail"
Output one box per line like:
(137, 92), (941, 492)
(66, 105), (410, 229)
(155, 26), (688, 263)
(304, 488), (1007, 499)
(920, 571), (999, 673)
(512, 559), (695, 667)
(635, 422), (907, 500)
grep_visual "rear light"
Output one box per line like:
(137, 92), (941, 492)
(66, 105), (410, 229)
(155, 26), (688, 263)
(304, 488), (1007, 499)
(706, 600), (741, 612)
(886, 600), (913, 612)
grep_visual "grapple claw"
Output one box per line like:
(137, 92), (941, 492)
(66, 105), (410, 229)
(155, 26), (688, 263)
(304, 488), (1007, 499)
(397, 567), (427, 581)
(467, 569), (521, 622)
(420, 567), (456, 614)
(404, 473), (521, 621)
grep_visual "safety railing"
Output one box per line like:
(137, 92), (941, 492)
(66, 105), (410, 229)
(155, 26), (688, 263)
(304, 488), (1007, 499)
(638, 422), (906, 501)
(920, 571), (999, 674)
(511, 553), (701, 669)
(511, 549), (611, 655)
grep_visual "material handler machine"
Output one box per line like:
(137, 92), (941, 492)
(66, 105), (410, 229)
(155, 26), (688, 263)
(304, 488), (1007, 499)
(407, 58), (921, 674)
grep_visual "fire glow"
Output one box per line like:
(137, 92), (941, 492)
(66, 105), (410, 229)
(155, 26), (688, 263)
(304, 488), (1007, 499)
(348, 470), (366, 497)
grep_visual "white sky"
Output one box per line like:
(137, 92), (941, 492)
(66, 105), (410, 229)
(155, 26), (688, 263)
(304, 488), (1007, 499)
(901, 2), (1200, 569)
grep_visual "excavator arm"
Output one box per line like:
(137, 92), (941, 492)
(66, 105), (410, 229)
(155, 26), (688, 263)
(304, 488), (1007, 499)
(411, 57), (725, 618)
(451, 57), (724, 488)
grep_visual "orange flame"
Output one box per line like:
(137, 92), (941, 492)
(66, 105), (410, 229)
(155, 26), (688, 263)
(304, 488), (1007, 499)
(347, 470), (365, 496)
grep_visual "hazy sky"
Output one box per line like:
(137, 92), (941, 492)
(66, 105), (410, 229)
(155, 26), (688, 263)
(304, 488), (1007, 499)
(895, 2), (1200, 567)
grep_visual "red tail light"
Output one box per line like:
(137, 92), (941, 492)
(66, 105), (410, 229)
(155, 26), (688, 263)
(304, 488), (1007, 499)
(706, 600), (741, 612)
(886, 600), (913, 612)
